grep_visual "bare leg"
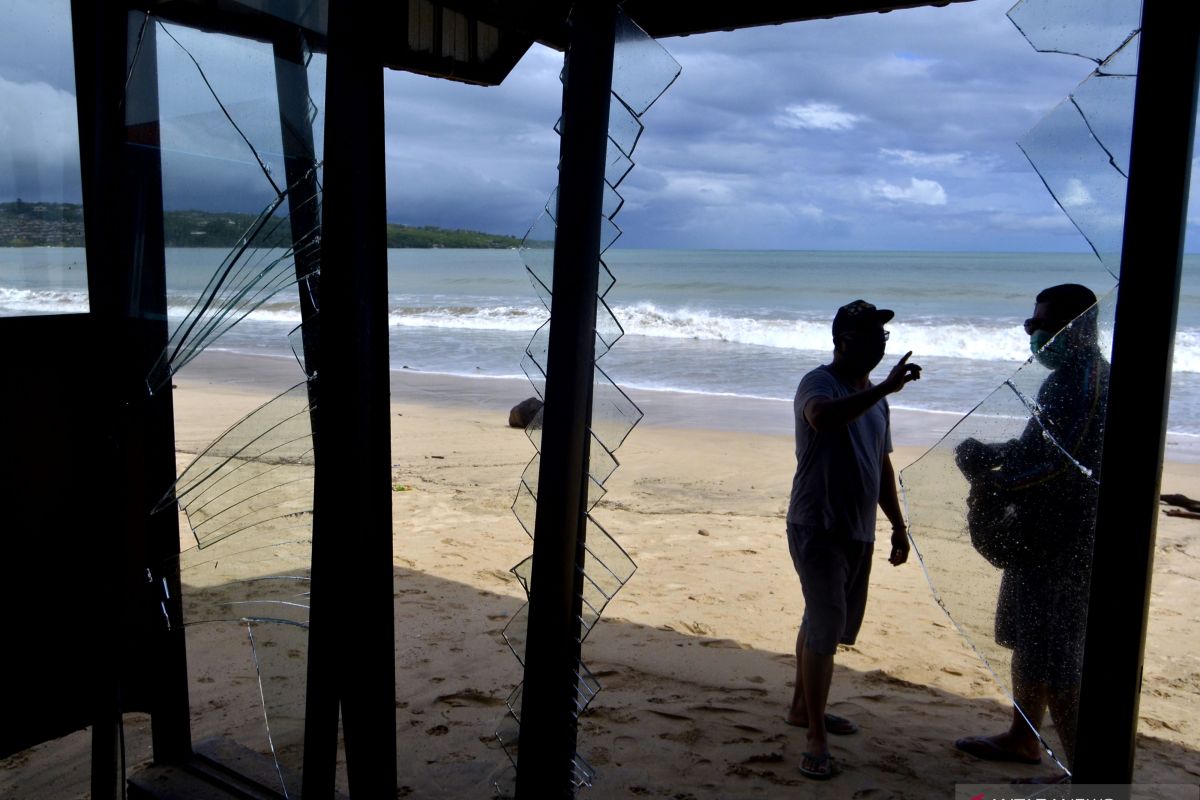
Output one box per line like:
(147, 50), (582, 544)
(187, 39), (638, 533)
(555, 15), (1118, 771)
(1046, 685), (1080, 768)
(955, 664), (1046, 763)
(801, 643), (835, 758)
(787, 623), (808, 725)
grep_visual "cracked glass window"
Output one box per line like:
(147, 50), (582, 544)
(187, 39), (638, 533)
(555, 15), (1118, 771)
(902, 289), (1114, 773)
(0, 0), (88, 317)
(129, 11), (326, 797)
(139, 16), (324, 393)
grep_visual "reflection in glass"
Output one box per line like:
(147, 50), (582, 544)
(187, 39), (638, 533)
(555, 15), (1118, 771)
(902, 290), (1114, 773)
(0, 0), (88, 318)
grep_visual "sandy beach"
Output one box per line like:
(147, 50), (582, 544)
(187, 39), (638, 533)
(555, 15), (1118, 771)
(3, 350), (1198, 798)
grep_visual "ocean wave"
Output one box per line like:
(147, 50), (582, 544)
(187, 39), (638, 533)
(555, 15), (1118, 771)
(8, 284), (1200, 374)
(0, 286), (90, 314)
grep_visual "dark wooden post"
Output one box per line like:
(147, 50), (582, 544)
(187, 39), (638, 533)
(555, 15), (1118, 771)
(1073, 0), (1200, 783)
(71, 3), (193, 795)
(302, 1), (397, 796)
(515, 3), (617, 797)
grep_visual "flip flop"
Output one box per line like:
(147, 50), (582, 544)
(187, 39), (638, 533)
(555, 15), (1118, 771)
(799, 751), (839, 780)
(954, 736), (1042, 765)
(785, 712), (859, 735)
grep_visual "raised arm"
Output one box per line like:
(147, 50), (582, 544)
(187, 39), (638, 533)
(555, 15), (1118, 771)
(804, 352), (921, 432)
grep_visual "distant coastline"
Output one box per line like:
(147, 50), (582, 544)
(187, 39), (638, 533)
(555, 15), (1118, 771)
(0, 201), (522, 249)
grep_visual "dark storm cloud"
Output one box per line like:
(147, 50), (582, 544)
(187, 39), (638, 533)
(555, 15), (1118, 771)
(1, 0), (1196, 251)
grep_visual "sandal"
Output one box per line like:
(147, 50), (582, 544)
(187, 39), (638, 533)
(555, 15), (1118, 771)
(799, 751), (839, 780)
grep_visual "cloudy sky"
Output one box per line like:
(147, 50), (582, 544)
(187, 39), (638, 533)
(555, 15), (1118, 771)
(2, 0), (1197, 252)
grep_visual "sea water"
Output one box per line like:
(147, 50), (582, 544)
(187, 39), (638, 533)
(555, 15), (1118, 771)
(3, 246), (1198, 440)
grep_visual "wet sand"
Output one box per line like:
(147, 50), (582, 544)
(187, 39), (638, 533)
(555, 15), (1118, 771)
(2, 349), (1197, 797)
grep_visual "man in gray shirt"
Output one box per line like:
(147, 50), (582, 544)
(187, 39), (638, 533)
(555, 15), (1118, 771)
(785, 300), (921, 780)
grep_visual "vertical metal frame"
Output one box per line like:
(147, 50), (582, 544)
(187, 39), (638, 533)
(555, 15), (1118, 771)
(515, 3), (618, 797)
(71, 4), (192, 797)
(304, 1), (397, 796)
(1074, 0), (1200, 783)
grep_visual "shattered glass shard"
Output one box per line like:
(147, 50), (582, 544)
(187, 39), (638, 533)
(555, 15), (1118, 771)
(598, 259), (617, 300)
(607, 95), (644, 158)
(512, 456), (539, 539)
(599, 214), (622, 255)
(571, 751), (595, 789)
(524, 319), (551, 379)
(582, 514), (636, 605)
(502, 602), (530, 666)
(148, 173), (323, 393)
(606, 139), (635, 189)
(520, 211), (556, 311)
(590, 364), (643, 456)
(511, 555), (532, 597)
(163, 382), (314, 548)
(572, 660), (601, 718)
(520, 355), (546, 410)
(603, 180), (625, 221)
(588, 432), (621, 487)
(1070, 74), (1136, 177)
(246, 620), (309, 798)
(596, 295), (625, 357)
(1007, 0), (1142, 64)
(1018, 96), (1129, 276)
(1098, 32), (1139, 76)
(611, 8), (682, 116)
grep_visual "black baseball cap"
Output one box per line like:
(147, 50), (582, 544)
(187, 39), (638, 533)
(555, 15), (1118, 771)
(832, 299), (894, 338)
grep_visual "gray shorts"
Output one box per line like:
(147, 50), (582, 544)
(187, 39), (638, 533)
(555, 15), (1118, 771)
(787, 523), (873, 656)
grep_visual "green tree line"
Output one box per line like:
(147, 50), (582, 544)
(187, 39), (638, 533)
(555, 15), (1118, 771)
(0, 201), (522, 249)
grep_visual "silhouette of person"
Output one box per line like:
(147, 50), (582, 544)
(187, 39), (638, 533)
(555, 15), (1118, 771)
(954, 283), (1108, 773)
(785, 299), (921, 780)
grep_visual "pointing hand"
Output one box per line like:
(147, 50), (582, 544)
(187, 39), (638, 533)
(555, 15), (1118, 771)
(882, 351), (922, 394)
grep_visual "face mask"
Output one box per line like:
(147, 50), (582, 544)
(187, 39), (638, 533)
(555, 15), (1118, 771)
(842, 342), (885, 374)
(1030, 329), (1069, 369)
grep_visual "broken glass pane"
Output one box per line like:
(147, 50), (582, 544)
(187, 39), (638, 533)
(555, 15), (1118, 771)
(587, 432), (621, 488)
(901, 290), (1115, 773)
(599, 214), (622, 255)
(156, 21), (289, 199)
(590, 364), (643, 456)
(1018, 86), (1131, 276)
(598, 259), (616, 301)
(245, 620), (309, 797)
(611, 8), (682, 117)
(607, 96), (644, 159)
(602, 181), (625, 221)
(605, 140), (635, 189)
(502, 602), (530, 666)
(1098, 32), (1139, 76)
(147, 174), (322, 393)
(512, 456), (539, 539)
(0, 0), (88, 319)
(519, 210), (556, 311)
(162, 382), (315, 549)
(581, 515), (636, 612)
(1070, 74), (1135, 177)
(288, 316), (318, 377)
(595, 295), (625, 357)
(522, 319), (550, 381)
(130, 10), (326, 797)
(572, 661), (601, 719)
(1008, 0), (1142, 64)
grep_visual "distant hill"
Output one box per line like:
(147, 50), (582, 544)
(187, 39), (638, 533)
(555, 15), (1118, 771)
(0, 201), (522, 249)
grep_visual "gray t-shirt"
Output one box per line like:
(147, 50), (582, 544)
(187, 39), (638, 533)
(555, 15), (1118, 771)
(787, 364), (892, 542)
